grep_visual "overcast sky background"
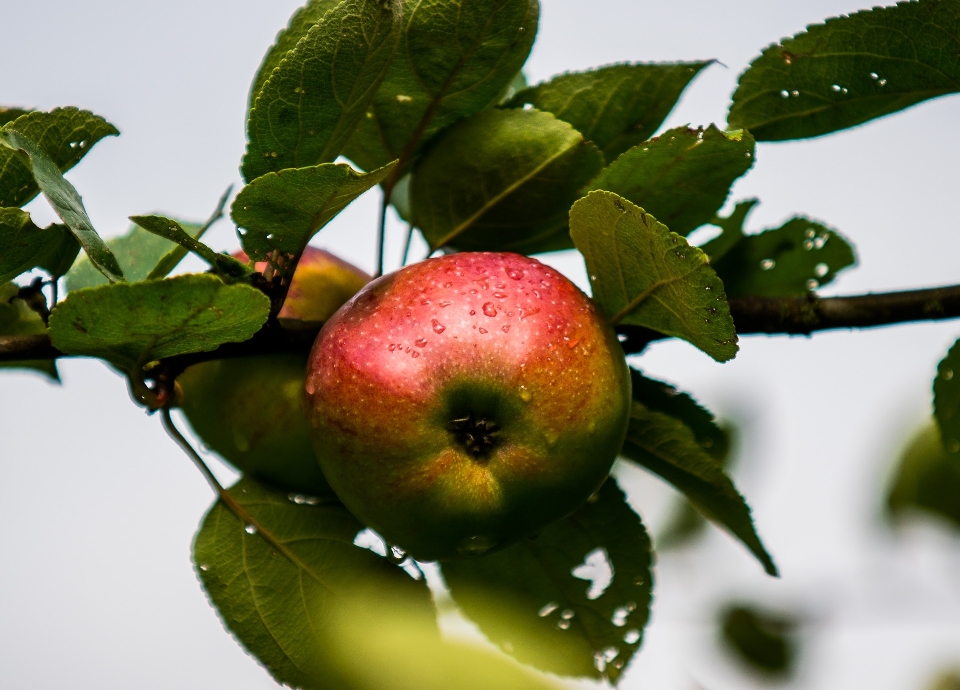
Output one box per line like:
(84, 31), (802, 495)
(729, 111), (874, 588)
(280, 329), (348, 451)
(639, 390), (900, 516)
(3, 1), (960, 688)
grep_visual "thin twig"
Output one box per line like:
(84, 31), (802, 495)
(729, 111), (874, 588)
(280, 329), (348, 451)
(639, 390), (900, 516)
(160, 407), (302, 561)
(401, 224), (415, 267)
(374, 190), (390, 278)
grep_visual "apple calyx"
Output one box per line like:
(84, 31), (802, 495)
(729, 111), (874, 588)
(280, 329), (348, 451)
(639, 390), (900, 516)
(447, 413), (502, 458)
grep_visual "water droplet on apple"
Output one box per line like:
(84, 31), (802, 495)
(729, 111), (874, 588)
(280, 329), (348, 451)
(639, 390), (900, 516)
(470, 310), (476, 316)
(493, 292), (506, 299)
(305, 378), (316, 395)
(245, 524), (258, 535)
(415, 338), (427, 347)
(506, 268), (523, 280)
(389, 344), (396, 351)
(623, 629), (640, 644)
(482, 302), (497, 317)
(439, 301), (452, 308)
(443, 282), (452, 288)
(457, 534), (496, 556)
(431, 319), (445, 334)
(538, 602), (559, 617)
(479, 327), (488, 334)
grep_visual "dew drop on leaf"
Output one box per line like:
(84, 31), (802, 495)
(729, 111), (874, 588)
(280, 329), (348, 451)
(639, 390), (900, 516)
(538, 602), (559, 617)
(623, 629), (640, 644)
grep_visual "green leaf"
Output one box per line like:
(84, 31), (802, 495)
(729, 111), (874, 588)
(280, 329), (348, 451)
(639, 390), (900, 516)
(147, 187), (232, 281)
(65, 219), (203, 291)
(232, 161), (396, 267)
(440, 478), (652, 683)
(934, 338), (960, 456)
(887, 421), (960, 530)
(0, 108), (31, 127)
(704, 200), (857, 298)
(242, 0), (402, 183)
(413, 109), (603, 253)
(630, 368), (728, 457)
(48, 274), (269, 370)
(570, 191), (738, 362)
(720, 604), (796, 675)
(0, 128), (124, 283)
(0, 107), (118, 208)
(587, 125), (755, 237)
(728, 0), (960, 141)
(342, 0), (539, 174)
(0, 208), (79, 282)
(194, 476), (436, 690)
(0, 281), (58, 380)
(506, 62), (710, 161)
(621, 400), (777, 576)
(129, 216), (251, 280)
(248, 0), (344, 110)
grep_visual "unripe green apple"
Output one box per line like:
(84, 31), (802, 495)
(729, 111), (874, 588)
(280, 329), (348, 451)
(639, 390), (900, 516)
(178, 247), (370, 496)
(303, 252), (631, 560)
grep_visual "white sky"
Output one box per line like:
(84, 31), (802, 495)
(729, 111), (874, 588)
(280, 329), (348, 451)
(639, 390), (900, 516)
(2, 1), (960, 688)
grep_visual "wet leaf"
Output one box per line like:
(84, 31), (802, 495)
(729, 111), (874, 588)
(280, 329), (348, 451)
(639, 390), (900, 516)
(48, 274), (269, 370)
(887, 421), (960, 530)
(65, 219), (203, 291)
(570, 191), (738, 362)
(0, 281), (58, 380)
(343, 0), (539, 174)
(194, 477), (435, 690)
(935, 338), (960, 458)
(0, 127), (124, 283)
(0, 208), (78, 282)
(129, 216), (251, 281)
(621, 400), (777, 576)
(242, 0), (402, 182)
(587, 125), (755, 237)
(248, 0), (344, 110)
(0, 107), (118, 208)
(704, 199), (856, 298)
(728, 0), (960, 140)
(232, 161), (395, 267)
(441, 479), (652, 684)
(506, 62), (710, 161)
(413, 109), (602, 253)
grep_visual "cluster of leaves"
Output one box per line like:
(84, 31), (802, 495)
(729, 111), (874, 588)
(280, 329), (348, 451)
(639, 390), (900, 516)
(2, 0), (960, 687)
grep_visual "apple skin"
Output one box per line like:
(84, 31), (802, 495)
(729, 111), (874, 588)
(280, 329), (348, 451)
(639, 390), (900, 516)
(178, 247), (370, 496)
(303, 252), (632, 560)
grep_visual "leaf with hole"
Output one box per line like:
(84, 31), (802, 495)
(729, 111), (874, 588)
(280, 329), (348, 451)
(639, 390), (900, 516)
(620, 399), (777, 576)
(0, 127), (124, 283)
(242, 0), (402, 183)
(232, 161), (396, 272)
(703, 199), (856, 298)
(129, 216), (251, 281)
(65, 219), (203, 292)
(440, 478), (652, 683)
(506, 62), (710, 161)
(0, 281), (58, 380)
(0, 107), (118, 208)
(728, 0), (960, 140)
(193, 476), (435, 690)
(570, 190), (737, 362)
(587, 125), (755, 237)
(342, 0), (539, 174)
(413, 108), (602, 254)
(48, 274), (269, 370)
(0, 208), (79, 282)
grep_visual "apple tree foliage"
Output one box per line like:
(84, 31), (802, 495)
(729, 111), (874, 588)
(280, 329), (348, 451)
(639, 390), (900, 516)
(2, 0), (960, 686)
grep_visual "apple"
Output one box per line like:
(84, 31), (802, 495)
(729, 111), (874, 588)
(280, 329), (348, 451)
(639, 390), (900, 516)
(177, 247), (370, 496)
(303, 252), (631, 560)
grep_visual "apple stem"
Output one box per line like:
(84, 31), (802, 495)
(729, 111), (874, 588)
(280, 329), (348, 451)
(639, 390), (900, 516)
(401, 224), (415, 267)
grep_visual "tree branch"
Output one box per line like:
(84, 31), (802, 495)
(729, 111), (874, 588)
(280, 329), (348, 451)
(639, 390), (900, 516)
(4, 285), (960, 364)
